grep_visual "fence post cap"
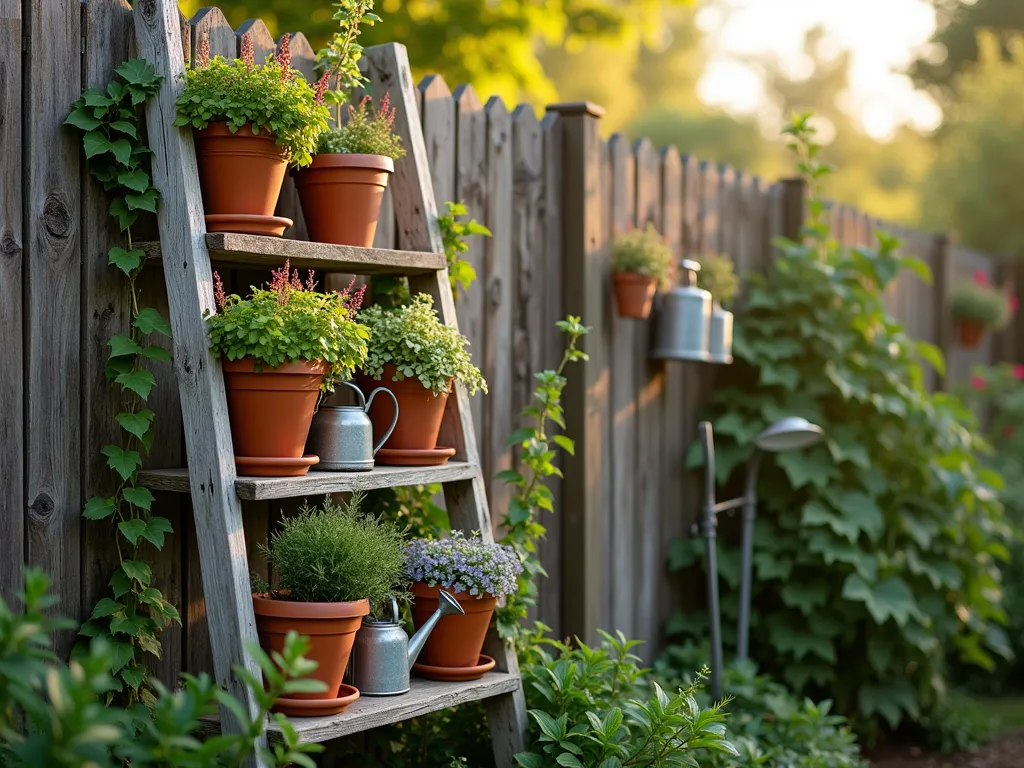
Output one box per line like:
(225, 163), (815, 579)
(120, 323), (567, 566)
(545, 101), (605, 118)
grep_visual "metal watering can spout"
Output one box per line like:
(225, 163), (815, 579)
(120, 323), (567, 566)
(407, 590), (464, 670)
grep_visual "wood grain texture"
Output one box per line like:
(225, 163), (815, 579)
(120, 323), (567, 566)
(134, 0), (264, 748)
(0, 0), (23, 602)
(25, 0), (82, 651)
(274, 31), (315, 241)
(419, 75), (456, 208)
(188, 6), (234, 60)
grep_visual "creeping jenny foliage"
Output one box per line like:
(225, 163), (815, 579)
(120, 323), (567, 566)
(668, 114), (1011, 735)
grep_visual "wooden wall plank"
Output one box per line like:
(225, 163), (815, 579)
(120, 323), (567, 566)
(25, 0), (83, 652)
(274, 31), (315, 241)
(0, 0), (23, 602)
(419, 75), (456, 209)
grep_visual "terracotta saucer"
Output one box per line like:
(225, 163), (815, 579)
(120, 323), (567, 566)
(412, 654), (495, 682)
(272, 684), (360, 716)
(375, 446), (456, 467)
(205, 214), (293, 237)
(235, 454), (319, 477)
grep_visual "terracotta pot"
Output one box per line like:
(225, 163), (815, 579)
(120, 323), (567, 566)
(295, 154), (394, 247)
(194, 123), (288, 234)
(957, 318), (985, 349)
(252, 595), (369, 700)
(411, 582), (496, 668)
(223, 358), (326, 476)
(356, 364), (451, 450)
(612, 271), (657, 319)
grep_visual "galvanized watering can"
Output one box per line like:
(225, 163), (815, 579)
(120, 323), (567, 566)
(650, 259), (712, 362)
(349, 591), (464, 696)
(306, 381), (398, 471)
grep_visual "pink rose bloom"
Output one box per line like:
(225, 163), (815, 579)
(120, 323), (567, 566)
(973, 270), (989, 285)
(1014, 364), (1024, 380)
(971, 375), (987, 390)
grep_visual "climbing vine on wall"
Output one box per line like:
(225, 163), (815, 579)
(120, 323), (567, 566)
(65, 59), (179, 705)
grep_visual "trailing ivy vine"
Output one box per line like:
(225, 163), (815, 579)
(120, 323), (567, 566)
(65, 59), (179, 705)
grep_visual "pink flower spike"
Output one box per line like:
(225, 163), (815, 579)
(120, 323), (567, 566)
(213, 271), (226, 311)
(314, 72), (330, 105)
(240, 33), (254, 69)
(197, 35), (211, 69)
(304, 270), (317, 291)
(1013, 364), (1024, 380)
(973, 270), (988, 286)
(971, 375), (987, 391)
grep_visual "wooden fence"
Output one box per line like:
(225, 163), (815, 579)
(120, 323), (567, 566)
(0, 0), (1014, 686)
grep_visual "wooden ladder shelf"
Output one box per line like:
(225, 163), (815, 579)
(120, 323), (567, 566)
(133, 2), (528, 765)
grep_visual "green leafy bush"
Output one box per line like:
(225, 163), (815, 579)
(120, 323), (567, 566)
(358, 293), (486, 396)
(316, 0), (380, 105)
(317, 94), (406, 159)
(611, 223), (674, 289)
(672, 114), (1010, 736)
(442, 201), (490, 299)
(0, 569), (323, 767)
(206, 260), (369, 392)
(696, 254), (740, 308)
(951, 280), (1012, 329)
(259, 492), (408, 609)
(175, 34), (330, 167)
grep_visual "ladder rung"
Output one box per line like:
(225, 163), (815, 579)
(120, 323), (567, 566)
(140, 233), (445, 275)
(139, 462), (480, 500)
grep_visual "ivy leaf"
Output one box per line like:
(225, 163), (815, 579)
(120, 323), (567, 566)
(64, 106), (101, 132)
(134, 307), (172, 337)
(117, 58), (160, 87)
(825, 489), (884, 544)
(122, 485), (154, 512)
(90, 597), (124, 619)
(109, 641), (136, 672)
(508, 498), (531, 526)
(115, 368), (156, 399)
(109, 568), (131, 599)
(109, 121), (138, 139)
(141, 345), (171, 363)
(108, 334), (143, 358)
(109, 197), (137, 231)
(842, 574), (922, 628)
(116, 168), (149, 193)
(780, 581), (829, 615)
(141, 517), (173, 549)
(122, 559), (152, 586)
(83, 90), (113, 107)
(115, 409), (155, 440)
(101, 444), (141, 481)
(110, 614), (146, 636)
(768, 621), (836, 662)
(83, 132), (114, 159)
(858, 679), (919, 729)
(117, 518), (147, 545)
(121, 665), (145, 690)
(125, 188), (159, 212)
(83, 495), (116, 520)
(775, 447), (838, 490)
(110, 138), (132, 165)
(108, 246), (144, 275)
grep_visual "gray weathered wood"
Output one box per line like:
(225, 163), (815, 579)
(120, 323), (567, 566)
(419, 75), (456, 208)
(134, 0), (265, 751)
(188, 6), (234, 60)
(274, 31), (315, 241)
(0, 0), (23, 603)
(25, 0), (82, 650)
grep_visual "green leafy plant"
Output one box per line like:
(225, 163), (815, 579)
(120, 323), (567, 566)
(358, 293), (486, 396)
(495, 317), (590, 641)
(696, 254), (740, 308)
(65, 58), (180, 707)
(612, 223), (674, 289)
(672, 114), (1011, 737)
(514, 627), (738, 768)
(316, 94), (406, 160)
(441, 201), (491, 299)
(316, 0), (381, 105)
(259, 492), (408, 609)
(951, 279), (1012, 330)
(175, 33), (331, 168)
(206, 260), (370, 392)
(0, 568), (324, 767)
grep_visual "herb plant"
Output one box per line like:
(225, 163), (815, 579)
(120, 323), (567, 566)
(206, 260), (369, 392)
(697, 254), (740, 308)
(316, 0), (381, 105)
(358, 293), (486, 396)
(951, 279), (1012, 329)
(404, 533), (522, 598)
(175, 33), (331, 168)
(612, 223), (674, 289)
(65, 58), (180, 707)
(316, 94), (406, 160)
(259, 492), (408, 608)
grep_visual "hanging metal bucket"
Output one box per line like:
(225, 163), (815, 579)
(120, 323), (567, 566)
(708, 304), (733, 364)
(650, 260), (711, 361)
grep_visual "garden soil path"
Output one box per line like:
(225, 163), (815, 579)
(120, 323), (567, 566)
(870, 730), (1024, 768)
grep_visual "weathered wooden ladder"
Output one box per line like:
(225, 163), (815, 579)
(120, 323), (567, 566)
(132, 1), (528, 764)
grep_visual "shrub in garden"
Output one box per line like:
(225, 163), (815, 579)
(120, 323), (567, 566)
(669, 114), (1011, 737)
(951, 278), (1012, 331)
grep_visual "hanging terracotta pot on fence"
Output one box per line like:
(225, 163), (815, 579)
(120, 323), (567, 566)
(194, 123), (292, 237)
(956, 318), (985, 349)
(612, 271), (657, 319)
(222, 358), (326, 476)
(410, 582), (496, 680)
(295, 154), (394, 247)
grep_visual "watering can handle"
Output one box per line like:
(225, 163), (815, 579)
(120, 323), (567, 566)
(365, 387), (400, 455)
(338, 380), (366, 409)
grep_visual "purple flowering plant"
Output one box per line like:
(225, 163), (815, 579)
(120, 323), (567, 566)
(404, 532), (522, 598)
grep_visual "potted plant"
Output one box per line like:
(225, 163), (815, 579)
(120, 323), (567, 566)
(611, 223), (674, 319)
(951, 278), (1011, 349)
(697, 254), (739, 363)
(355, 293), (486, 465)
(404, 532), (522, 681)
(206, 261), (369, 476)
(175, 33), (330, 236)
(255, 492), (408, 715)
(297, 94), (406, 247)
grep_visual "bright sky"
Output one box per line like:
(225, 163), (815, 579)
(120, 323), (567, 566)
(696, 0), (943, 140)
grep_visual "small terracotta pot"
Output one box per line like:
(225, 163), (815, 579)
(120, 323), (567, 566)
(223, 358), (326, 476)
(253, 595), (369, 700)
(612, 271), (658, 319)
(411, 582), (496, 668)
(194, 123), (288, 234)
(356, 364), (451, 451)
(295, 154), (394, 247)
(957, 318), (985, 349)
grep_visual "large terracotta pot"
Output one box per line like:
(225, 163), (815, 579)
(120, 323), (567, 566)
(957, 318), (985, 349)
(222, 358), (326, 476)
(356, 364), (451, 450)
(612, 271), (657, 319)
(253, 595), (369, 700)
(295, 154), (394, 247)
(194, 122), (289, 235)
(411, 582), (496, 668)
